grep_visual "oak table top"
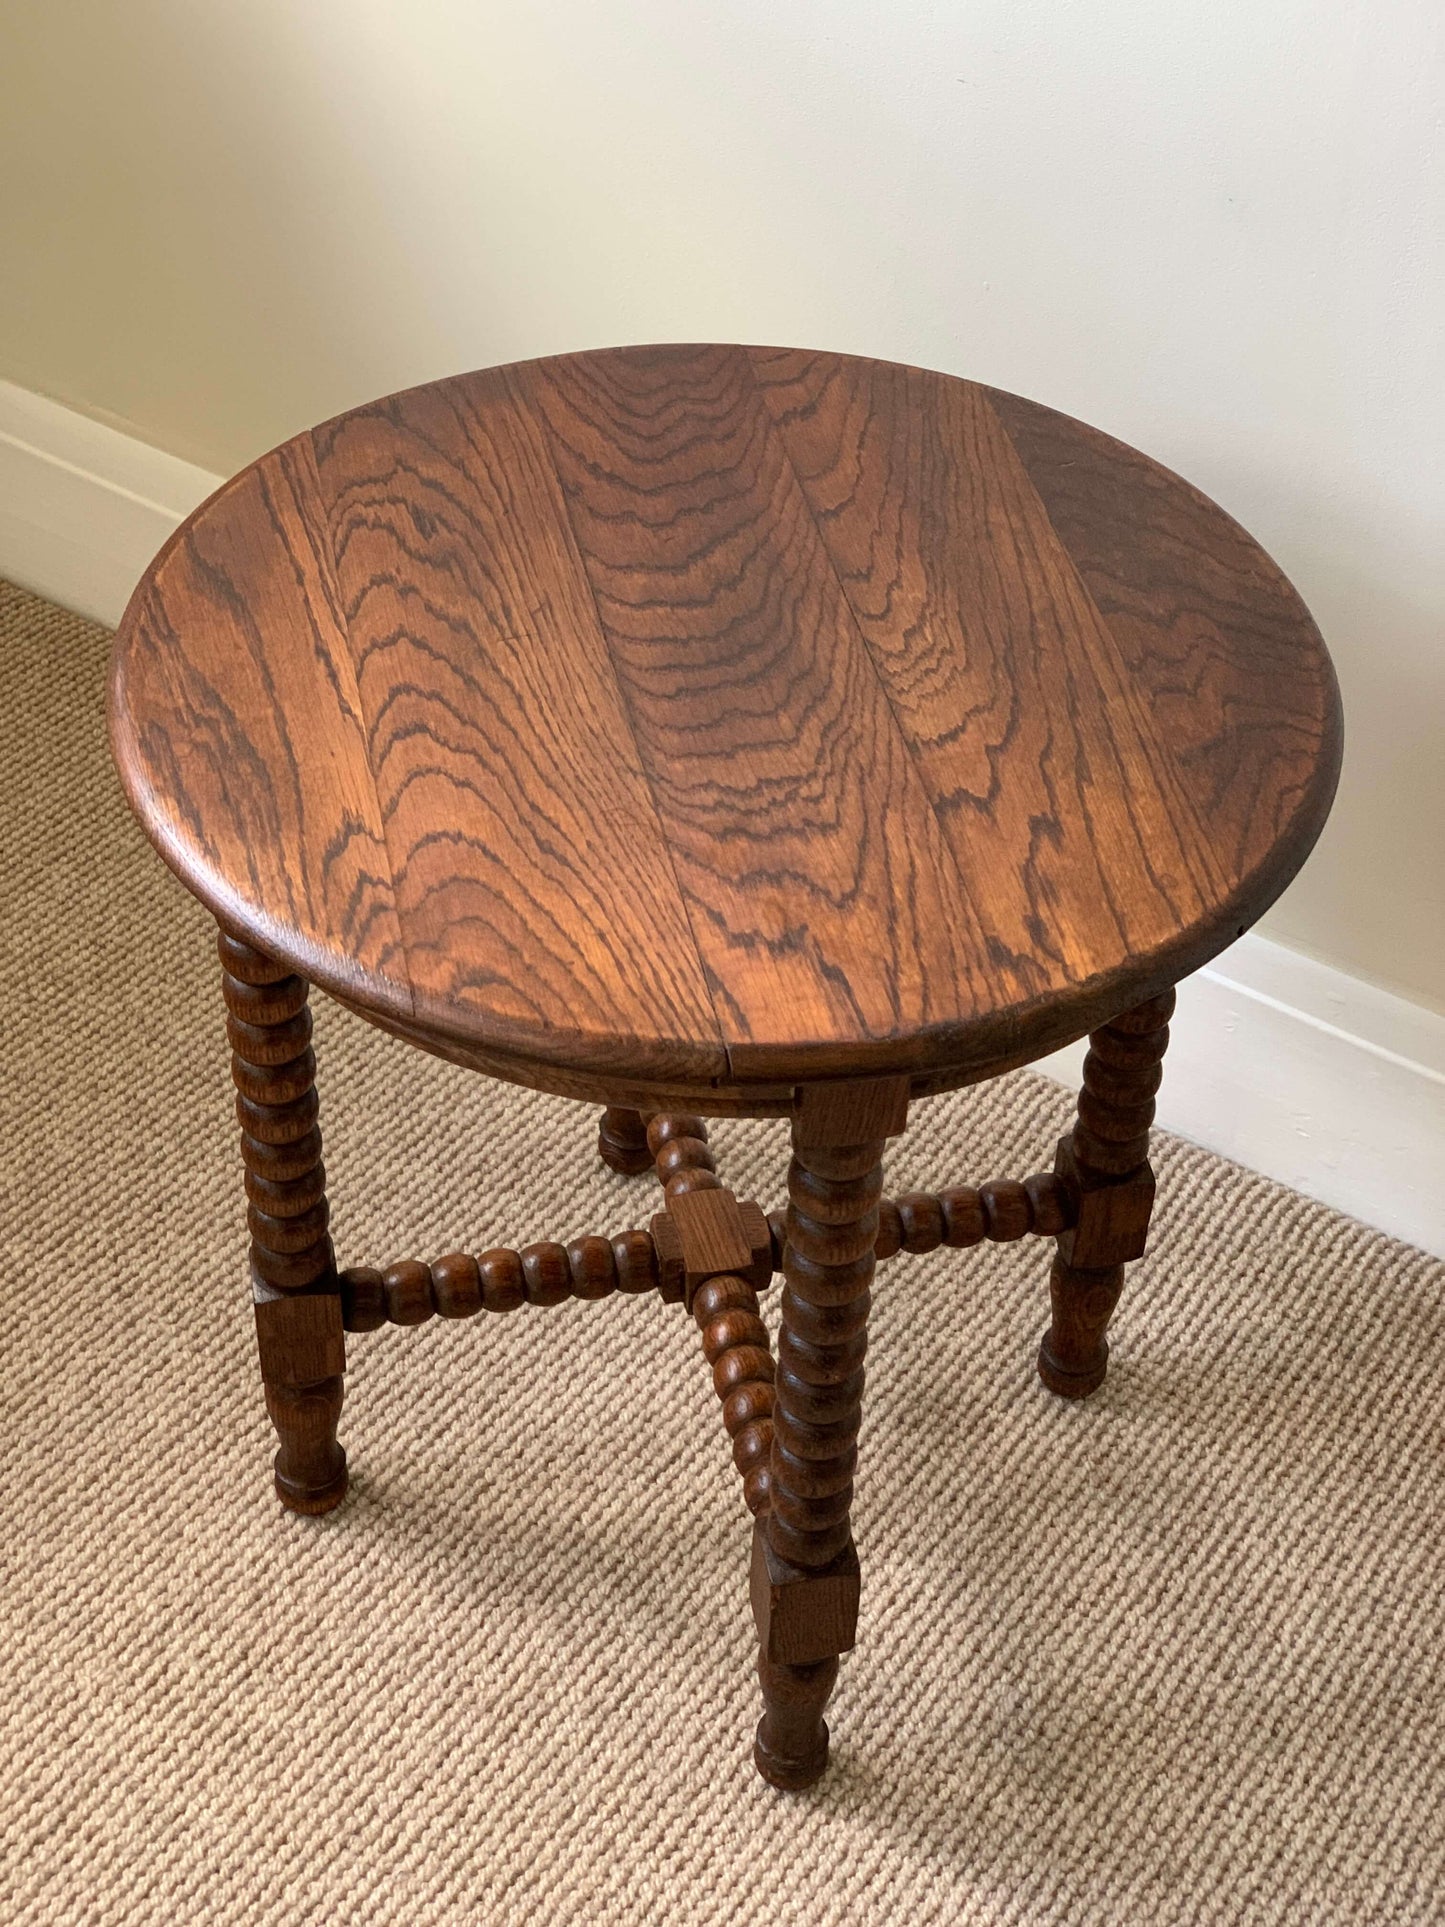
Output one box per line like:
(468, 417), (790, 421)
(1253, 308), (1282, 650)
(109, 344), (1342, 1103)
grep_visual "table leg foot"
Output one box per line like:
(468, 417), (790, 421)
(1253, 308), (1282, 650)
(1037, 1308), (1115, 1399)
(755, 1655), (838, 1789)
(597, 1105), (653, 1175)
(267, 1376), (349, 1512)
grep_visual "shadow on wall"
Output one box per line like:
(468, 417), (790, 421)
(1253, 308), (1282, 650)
(1244, 522), (1442, 1015)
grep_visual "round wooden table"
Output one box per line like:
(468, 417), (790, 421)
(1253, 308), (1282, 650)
(109, 344), (1342, 1791)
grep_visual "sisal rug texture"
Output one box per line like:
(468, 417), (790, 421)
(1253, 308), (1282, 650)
(1, 576), (1441, 1925)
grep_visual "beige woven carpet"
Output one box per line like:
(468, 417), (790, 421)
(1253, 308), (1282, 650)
(2, 576), (1442, 1925)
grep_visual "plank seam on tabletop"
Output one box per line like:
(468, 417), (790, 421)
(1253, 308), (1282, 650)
(501, 356), (732, 1082)
(740, 347), (1005, 1010)
(744, 350), (1272, 1031)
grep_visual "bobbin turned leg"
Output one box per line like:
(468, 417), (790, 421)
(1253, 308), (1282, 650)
(597, 1106), (653, 1176)
(1038, 990), (1174, 1398)
(753, 1078), (908, 1790)
(219, 928), (347, 1513)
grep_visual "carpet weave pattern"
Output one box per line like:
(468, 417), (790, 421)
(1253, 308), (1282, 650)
(1, 578), (1440, 1924)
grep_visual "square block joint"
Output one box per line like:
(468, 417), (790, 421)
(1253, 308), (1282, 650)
(253, 1286), (345, 1386)
(1053, 1137), (1156, 1268)
(750, 1521), (860, 1666)
(794, 1073), (911, 1147)
(653, 1187), (772, 1310)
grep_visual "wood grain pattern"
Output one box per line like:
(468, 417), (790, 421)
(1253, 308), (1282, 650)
(111, 345), (1342, 1097)
(519, 346), (989, 1079)
(750, 352), (1229, 992)
(113, 448), (406, 994)
(984, 388), (1342, 890)
(307, 370), (722, 1081)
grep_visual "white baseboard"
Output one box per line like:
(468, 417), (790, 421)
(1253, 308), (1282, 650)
(0, 377), (223, 628)
(1036, 935), (1445, 1258)
(3, 380), (1441, 1256)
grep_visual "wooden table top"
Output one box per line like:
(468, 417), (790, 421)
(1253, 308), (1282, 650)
(109, 344), (1341, 1100)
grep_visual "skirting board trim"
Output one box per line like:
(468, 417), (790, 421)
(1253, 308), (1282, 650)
(1036, 936), (1445, 1259)
(3, 377), (1441, 1256)
(0, 376), (223, 628)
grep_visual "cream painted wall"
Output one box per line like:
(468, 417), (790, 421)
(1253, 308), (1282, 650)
(2, 0), (1442, 1012)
